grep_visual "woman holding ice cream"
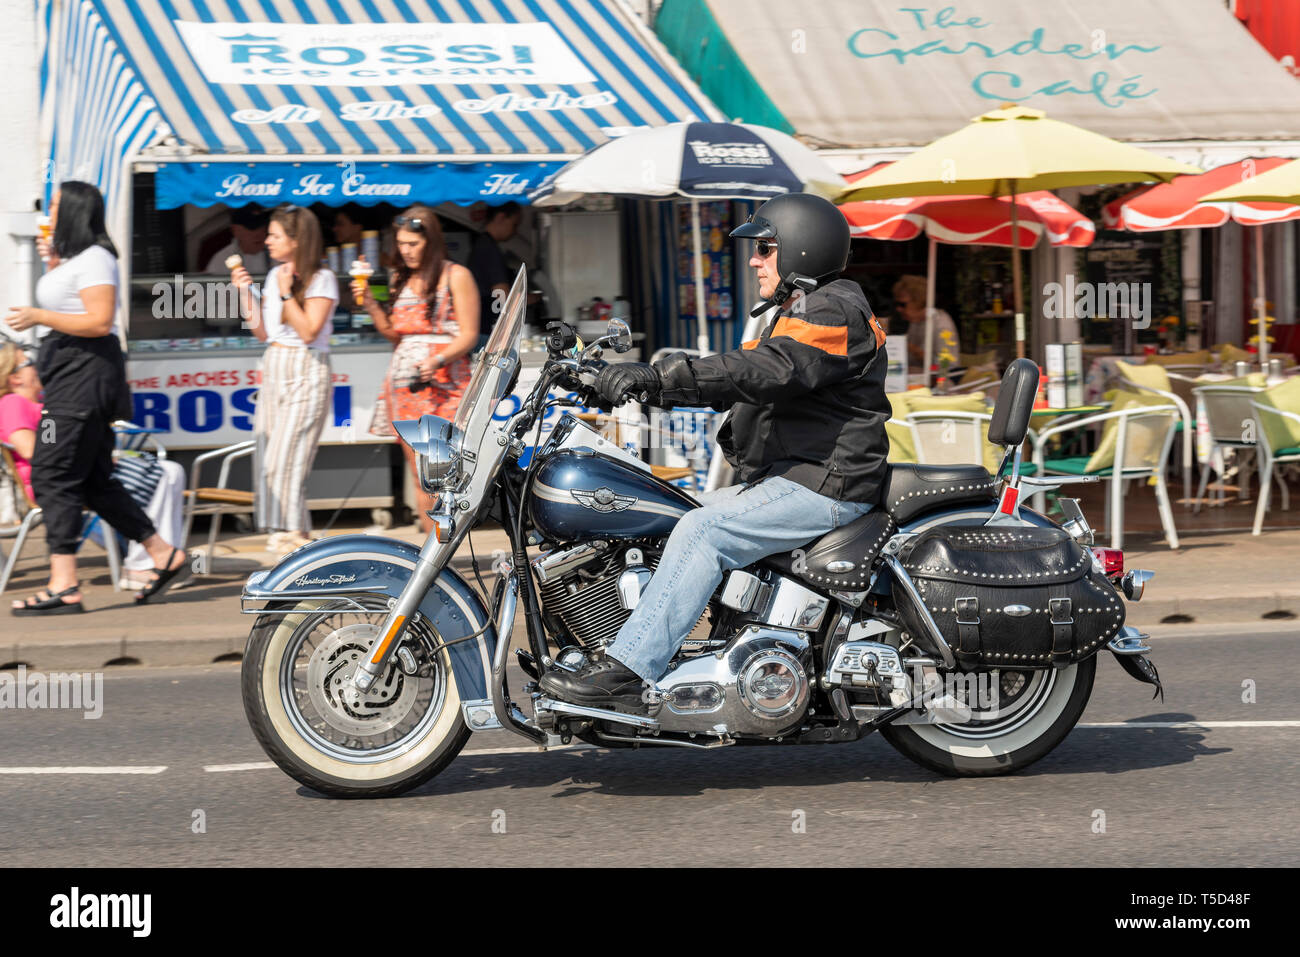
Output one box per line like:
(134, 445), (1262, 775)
(230, 204), (337, 554)
(357, 205), (479, 533)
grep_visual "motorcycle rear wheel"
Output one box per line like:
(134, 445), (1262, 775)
(242, 598), (470, 797)
(879, 655), (1096, 777)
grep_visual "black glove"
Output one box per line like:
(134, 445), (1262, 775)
(595, 362), (662, 406)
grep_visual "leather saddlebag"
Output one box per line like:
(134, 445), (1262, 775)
(895, 526), (1125, 670)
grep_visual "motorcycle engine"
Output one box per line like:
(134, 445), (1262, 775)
(533, 541), (679, 651)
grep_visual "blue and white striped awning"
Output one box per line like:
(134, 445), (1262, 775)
(38, 0), (174, 230)
(54, 0), (717, 157)
(39, 0), (719, 218)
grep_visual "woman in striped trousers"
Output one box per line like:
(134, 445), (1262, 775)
(231, 205), (338, 554)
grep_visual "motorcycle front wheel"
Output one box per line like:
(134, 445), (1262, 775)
(241, 598), (470, 798)
(880, 655), (1096, 777)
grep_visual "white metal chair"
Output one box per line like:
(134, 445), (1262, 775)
(1250, 400), (1300, 535)
(0, 442), (123, 595)
(180, 439), (256, 575)
(1117, 374), (1194, 507)
(1192, 383), (1267, 511)
(111, 420), (168, 458)
(1032, 404), (1181, 551)
(905, 410), (997, 468)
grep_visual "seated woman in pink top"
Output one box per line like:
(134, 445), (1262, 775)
(0, 343), (41, 502)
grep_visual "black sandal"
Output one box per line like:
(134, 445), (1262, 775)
(134, 548), (191, 604)
(11, 585), (85, 616)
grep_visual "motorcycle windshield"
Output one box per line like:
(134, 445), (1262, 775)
(454, 265), (527, 435)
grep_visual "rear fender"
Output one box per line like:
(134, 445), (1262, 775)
(242, 534), (495, 700)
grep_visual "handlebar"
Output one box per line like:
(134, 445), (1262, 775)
(505, 340), (647, 444)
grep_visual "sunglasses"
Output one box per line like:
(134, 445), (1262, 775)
(754, 240), (778, 258)
(393, 215), (427, 232)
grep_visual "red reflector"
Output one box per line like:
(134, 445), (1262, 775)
(1091, 547), (1124, 578)
(999, 486), (1019, 514)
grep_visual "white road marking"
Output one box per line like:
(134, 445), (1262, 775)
(0, 766), (167, 774)
(204, 762), (277, 772)
(1080, 720), (1300, 729)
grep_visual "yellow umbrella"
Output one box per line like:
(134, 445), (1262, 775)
(841, 105), (1200, 357)
(1202, 158), (1300, 369)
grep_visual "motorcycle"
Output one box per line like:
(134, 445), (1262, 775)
(240, 266), (1162, 797)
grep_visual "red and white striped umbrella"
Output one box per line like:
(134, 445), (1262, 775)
(838, 165), (1094, 386)
(1103, 157), (1300, 230)
(1102, 157), (1300, 368)
(841, 166), (1095, 248)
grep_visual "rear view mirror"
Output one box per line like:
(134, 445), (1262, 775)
(988, 358), (1040, 447)
(606, 318), (632, 353)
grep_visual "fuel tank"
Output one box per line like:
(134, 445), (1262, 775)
(529, 448), (698, 542)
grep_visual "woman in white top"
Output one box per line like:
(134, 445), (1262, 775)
(3, 181), (189, 613)
(231, 204), (338, 553)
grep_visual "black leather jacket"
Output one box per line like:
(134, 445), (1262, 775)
(655, 279), (892, 504)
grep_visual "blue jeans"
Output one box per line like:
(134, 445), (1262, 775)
(606, 476), (872, 683)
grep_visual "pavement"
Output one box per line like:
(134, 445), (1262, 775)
(1, 512), (1298, 672)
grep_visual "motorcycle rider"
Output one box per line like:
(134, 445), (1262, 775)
(540, 193), (891, 714)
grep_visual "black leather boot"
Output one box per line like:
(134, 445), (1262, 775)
(539, 655), (649, 714)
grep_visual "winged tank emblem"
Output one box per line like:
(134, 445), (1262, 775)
(571, 486), (637, 513)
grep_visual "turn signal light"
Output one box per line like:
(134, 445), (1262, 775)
(1090, 547), (1124, 578)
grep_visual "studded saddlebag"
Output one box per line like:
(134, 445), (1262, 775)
(895, 526), (1125, 670)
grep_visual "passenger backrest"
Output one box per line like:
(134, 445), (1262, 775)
(987, 358), (1040, 447)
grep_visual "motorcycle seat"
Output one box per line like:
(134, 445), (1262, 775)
(880, 463), (997, 524)
(762, 507), (898, 592)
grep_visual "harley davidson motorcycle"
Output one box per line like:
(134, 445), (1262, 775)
(241, 267), (1162, 797)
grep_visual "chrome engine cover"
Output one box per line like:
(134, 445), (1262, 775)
(653, 625), (811, 737)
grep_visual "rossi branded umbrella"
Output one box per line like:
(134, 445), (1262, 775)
(840, 105), (1199, 358)
(843, 166), (1094, 380)
(530, 121), (847, 353)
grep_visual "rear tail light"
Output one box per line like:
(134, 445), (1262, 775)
(1091, 547), (1124, 579)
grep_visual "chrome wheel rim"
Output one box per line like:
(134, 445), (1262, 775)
(931, 668), (1057, 740)
(278, 608), (447, 764)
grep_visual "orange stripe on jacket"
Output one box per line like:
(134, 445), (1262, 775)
(742, 338), (760, 350)
(868, 316), (886, 349)
(769, 315), (849, 357)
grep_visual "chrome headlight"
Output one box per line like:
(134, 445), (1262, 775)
(393, 415), (463, 491)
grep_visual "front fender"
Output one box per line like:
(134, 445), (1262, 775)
(242, 534), (496, 701)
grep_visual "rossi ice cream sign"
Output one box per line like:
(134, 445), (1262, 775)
(174, 20), (596, 87)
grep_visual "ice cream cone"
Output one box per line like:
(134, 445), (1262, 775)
(349, 257), (374, 300)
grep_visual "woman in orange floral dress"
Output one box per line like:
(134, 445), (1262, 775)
(359, 205), (480, 532)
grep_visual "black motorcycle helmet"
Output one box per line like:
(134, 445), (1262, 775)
(731, 193), (850, 314)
